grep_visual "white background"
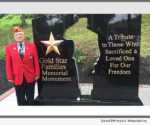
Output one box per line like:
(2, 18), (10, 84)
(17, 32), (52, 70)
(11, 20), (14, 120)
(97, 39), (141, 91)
(1, 118), (150, 125)
(0, 2), (150, 14)
(0, 2), (150, 124)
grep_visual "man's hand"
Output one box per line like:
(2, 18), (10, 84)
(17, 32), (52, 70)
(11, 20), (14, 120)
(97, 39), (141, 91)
(35, 75), (40, 81)
(8, 80), (14, 83)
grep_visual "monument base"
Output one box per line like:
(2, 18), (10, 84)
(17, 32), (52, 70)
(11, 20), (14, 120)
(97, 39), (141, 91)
(34, 95), (143, 105)
(91, 86), (139, 100)
(39, 84), (80, 99)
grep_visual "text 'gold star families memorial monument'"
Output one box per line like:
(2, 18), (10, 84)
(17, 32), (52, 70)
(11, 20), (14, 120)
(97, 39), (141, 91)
(32, 22), (80, 102)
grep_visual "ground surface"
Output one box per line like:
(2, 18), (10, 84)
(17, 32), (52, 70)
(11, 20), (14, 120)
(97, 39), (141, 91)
(0, 84), (150, 106)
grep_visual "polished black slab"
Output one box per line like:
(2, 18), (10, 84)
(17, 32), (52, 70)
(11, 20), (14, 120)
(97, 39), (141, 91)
(32, 14), (142, 105)
(32, 15), (80, 100)
(35, 96), (143, 105)
(87, 14), (142, 103)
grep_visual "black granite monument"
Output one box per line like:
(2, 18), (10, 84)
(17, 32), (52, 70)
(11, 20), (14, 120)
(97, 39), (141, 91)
(32, 14), (142, 105)
(87, 14), (143, 105)
(32, 15), (80, 104)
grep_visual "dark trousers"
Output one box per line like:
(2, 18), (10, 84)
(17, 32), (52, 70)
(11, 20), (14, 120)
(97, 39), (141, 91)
(14, 78), (35, 106)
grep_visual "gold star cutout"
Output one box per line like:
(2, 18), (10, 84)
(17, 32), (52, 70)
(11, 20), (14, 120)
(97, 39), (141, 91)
(40, 32), (63, 55)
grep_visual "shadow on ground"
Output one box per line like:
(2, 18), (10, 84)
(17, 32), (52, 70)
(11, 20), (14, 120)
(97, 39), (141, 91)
(0, 60), (13, 95)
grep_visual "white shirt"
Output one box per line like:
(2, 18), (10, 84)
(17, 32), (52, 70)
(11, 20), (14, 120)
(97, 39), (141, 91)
(17, 42), (25, 54)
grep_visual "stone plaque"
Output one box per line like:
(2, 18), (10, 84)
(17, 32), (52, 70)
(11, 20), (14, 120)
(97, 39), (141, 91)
(88, 14), (142, 104)
(32, 15), (80, 102)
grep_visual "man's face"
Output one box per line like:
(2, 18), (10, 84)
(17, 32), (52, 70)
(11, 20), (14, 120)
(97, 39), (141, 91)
(14, 32), (25, 42)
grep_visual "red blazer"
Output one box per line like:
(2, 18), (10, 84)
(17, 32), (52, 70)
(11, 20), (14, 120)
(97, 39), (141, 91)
(5, 41), (40, 86)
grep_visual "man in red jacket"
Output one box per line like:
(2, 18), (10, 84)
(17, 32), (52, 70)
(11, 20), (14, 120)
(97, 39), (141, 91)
(5, 26), (40, 105)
